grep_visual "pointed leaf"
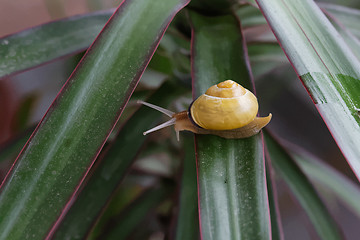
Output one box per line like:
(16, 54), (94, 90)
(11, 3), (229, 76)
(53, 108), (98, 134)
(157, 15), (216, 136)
(0, 10), (113, 79)
(0, 0), (190, 239)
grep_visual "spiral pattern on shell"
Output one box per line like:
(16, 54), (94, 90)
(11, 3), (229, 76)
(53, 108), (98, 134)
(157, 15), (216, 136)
(189, 80), (258, 130)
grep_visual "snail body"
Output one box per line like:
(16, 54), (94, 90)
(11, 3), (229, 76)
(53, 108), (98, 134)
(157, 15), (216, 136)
(139, 80), (271, 140)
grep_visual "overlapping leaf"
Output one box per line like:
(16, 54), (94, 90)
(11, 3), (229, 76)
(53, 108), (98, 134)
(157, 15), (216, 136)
(0, 10), (113, 79)
(265, 132), (342, 240)
(52, 81), (187, 239)
(256, 0), (360, 180)
(0, 0), (190, 239)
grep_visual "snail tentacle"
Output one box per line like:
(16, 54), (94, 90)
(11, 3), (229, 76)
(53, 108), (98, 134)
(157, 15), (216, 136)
(138, 101), (183, 139)
(137, 100), (175, 117)
(143, 118), (176, 136)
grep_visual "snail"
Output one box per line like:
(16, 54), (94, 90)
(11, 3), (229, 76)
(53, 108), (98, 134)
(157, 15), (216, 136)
(138, 80), (272, 140)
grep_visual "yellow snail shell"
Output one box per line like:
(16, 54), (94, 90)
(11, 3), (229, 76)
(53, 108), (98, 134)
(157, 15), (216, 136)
(190, 80), (258, 130)
(138, 80), (272, 140)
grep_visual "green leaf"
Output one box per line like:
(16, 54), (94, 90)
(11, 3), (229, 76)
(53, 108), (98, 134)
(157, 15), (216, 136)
(53, 81), (187, 239)
(320, 3), (360, 39)
(264, 132), (342, 240)
(256, 0), (360, 180)
(247, 43), (288, 77)
(266, 165), (284, 240)
(0, 10), (113, 79)
(237, 4), (267, 28)
(190, 12), (270, 240)
(11, 94), (38, 132)
(175, 135), (199, 240)
(94, 182), (172, 240)
(0, 129), (32, 165)
(320, 3), (360, 61)
(242, 0), (257, 6)
(292, 150), (360, 218)
(86, 175), (155, 239)
(0, 0), (190, 239)
(188, 0), (237, 15)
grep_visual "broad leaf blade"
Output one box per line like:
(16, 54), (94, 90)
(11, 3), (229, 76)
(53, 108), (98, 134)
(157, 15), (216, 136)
(256, 0), (360, 180)
(264, 132), (342, 240)
(53, 81), (187, 239)
(190, 12), (270, 240)
(0, 0), (189, 239)
(0, 10), (113, 79)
